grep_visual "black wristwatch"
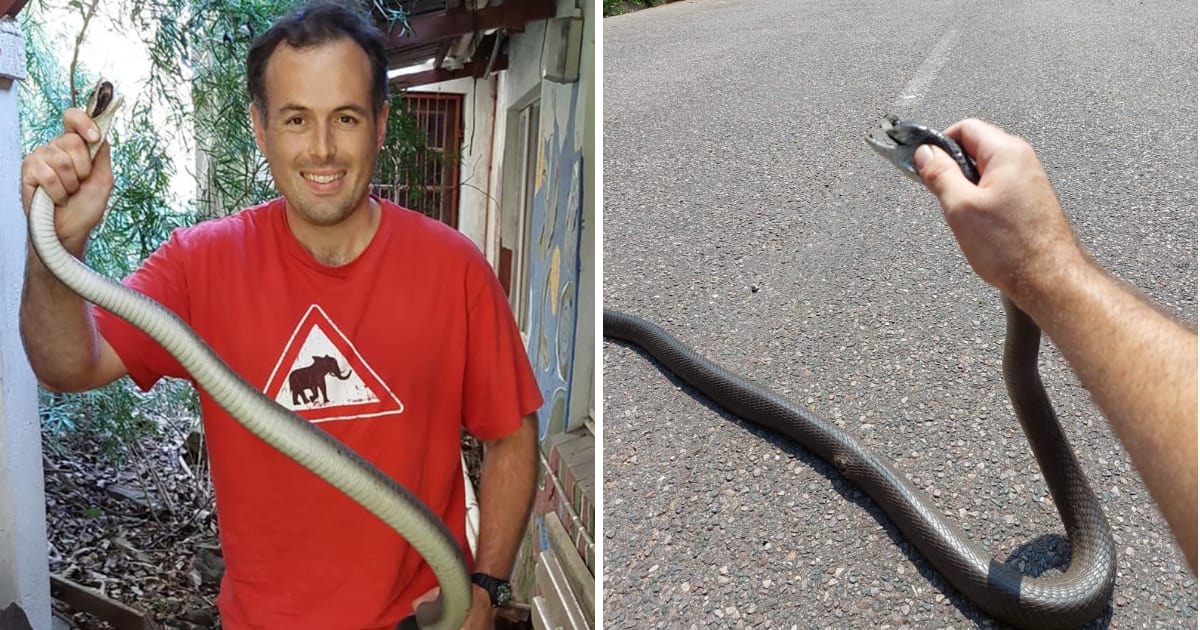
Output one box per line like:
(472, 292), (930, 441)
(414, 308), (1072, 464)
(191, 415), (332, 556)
(471, 572), (512, 608)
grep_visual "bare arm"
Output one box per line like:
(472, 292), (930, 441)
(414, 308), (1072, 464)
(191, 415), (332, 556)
(474, 413), (538, 576)
(915, 120), (1198, 572)
(461, 414), (537, 628)
(20, 108), (128, 392)
(1026, 251), (1197, 572)
(21, 248), (127, 393)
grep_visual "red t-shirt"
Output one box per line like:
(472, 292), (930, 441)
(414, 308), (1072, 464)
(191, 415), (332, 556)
(94, 197), (543, 629)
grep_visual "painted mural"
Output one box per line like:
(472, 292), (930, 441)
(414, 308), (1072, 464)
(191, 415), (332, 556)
(514, 14), (596, 612)
(525, 79), (584, 442)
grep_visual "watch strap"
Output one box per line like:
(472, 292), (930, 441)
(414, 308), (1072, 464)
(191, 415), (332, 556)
(470, 572), (511, 607)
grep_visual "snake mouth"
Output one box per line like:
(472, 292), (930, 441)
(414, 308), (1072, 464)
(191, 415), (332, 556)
(865, 114), (928, 183)
(864, 115), (901, 148)
(90, 81), (115, 118)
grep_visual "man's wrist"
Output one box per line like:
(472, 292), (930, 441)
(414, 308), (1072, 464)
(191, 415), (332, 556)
(1010, 243), (1092, 321)
(471, 572), (512, 608)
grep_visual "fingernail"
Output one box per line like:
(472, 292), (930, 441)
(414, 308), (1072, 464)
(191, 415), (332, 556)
(913, 144), (933, 170)
(87, 127), (100, 142)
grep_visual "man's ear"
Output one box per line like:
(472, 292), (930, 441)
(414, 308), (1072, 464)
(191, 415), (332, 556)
(376, 100), (390, 150)
(250, 102), (268, 154)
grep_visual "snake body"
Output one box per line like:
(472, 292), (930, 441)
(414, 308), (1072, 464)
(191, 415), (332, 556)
(28, 82), (469, 630)
(605, 122), (1115, 628)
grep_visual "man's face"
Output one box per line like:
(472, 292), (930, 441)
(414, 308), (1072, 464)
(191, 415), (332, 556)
(251, 37), (388, 227)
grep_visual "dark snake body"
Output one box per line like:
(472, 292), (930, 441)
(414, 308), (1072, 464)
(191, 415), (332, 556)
(604, 124), (1115, 628)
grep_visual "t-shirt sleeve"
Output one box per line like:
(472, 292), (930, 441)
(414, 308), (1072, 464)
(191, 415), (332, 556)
(93, 229), (191, 392)
(462, 254), (543, 441)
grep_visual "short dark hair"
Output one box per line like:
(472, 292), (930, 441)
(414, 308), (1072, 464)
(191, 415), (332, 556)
(246, 1), (390, 119)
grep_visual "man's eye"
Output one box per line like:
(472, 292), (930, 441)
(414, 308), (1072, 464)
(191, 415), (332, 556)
(339, 115), (357, 124)
(288, 117), (303, 125)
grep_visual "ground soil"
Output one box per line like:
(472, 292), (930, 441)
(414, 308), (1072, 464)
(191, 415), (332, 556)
(42, 413), (485, 629)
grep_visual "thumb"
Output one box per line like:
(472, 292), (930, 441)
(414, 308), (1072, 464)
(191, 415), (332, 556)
(913, 143), (974, 207)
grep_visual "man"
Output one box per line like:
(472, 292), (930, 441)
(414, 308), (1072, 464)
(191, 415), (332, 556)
(20, 2), (541, 628)
(914, 119), (1197, 573)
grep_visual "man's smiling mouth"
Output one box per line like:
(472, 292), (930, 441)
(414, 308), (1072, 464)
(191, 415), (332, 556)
(303, 171), (345, 184)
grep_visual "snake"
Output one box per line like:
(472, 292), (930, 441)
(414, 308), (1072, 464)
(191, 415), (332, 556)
(27, 81), (470, 630)
(604, 118), (1116, 628)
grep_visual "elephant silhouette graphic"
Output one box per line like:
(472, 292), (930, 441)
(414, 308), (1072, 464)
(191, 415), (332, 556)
(288, 355), (353, 406)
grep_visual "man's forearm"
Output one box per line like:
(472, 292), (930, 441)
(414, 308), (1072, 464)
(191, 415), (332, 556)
(472, 414), (538, 577)
(20, 244), (106, 392)
(1021, 254), (1198, 571)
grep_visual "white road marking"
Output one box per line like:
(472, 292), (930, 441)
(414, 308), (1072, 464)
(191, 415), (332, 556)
(898, 29), (961, 103)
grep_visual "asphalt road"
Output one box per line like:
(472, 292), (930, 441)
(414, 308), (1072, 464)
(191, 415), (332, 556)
(602, 1), (1197, 628)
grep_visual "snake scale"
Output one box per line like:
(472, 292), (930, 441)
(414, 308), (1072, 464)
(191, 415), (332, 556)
(604, 119), (1116, 628)
(27, 81), (470, 630)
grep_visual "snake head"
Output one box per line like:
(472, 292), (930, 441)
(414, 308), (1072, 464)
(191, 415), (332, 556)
(81, 80), (124, 152)
(87, 80), (115, 118)
(864, 114), (934, 184)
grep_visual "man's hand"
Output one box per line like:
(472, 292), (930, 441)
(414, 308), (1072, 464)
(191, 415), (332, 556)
(410, 585), (494, 630)
(21, 107), (113, 254)
(912, 118), (1084, 312)
(460, 585), (494, 630)
(20, 108), (129, 394)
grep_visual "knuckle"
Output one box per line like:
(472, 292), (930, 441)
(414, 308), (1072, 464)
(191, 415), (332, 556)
(27, 161), (58, 191)
(50, 149), (74, 171)
(61, 133), (87, 153)
(20, 153), (39, 179)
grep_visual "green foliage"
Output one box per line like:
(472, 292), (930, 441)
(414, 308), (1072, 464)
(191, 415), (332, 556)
(39, 381), (198, 460)
(602, 0), (627, 16)
(603, 0), (677, 17)
(20, 1), (199, 456)
(124, 0), (297, 215)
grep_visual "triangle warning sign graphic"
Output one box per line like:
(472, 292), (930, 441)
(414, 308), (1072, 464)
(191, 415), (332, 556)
(263, 305), (404, 423)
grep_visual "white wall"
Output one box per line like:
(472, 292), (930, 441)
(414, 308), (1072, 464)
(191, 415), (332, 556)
(0, 17), (52, 629)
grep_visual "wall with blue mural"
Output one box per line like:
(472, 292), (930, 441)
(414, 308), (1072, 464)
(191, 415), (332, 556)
(503, 0), (595, 610)
(526, 79), (585, 442)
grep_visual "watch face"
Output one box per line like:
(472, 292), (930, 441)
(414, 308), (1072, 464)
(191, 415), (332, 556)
(495, 582), (512, 606)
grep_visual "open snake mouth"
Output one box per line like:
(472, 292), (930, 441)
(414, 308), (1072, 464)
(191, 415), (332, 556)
(89, 81), (115, 118)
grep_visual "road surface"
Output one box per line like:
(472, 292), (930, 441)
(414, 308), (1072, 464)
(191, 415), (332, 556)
(603, 0), (1197, 627)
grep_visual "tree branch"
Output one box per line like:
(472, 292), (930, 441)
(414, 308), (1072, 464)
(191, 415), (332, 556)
(68, 0), (102, 107)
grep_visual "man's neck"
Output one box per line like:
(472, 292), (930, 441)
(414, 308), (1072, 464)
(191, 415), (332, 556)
(285, 197), (381, 267)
